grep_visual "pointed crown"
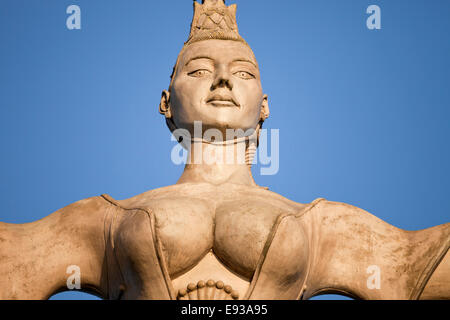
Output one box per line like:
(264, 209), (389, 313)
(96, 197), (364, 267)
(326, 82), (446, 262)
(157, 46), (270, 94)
(185, 0), (248, 46)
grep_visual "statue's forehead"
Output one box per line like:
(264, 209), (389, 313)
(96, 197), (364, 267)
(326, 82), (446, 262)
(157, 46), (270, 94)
(178, 40), (258, 68)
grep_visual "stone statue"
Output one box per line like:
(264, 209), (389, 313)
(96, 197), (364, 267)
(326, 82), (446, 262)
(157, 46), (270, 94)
(0, 0), (448, 300)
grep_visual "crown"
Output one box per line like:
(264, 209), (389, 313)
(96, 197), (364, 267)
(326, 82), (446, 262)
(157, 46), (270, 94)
(185, 0), (247, 46)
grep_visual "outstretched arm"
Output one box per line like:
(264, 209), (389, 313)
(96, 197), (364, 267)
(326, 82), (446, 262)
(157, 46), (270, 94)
(301, 200), (450, 300)
(0, 196), (110, 299)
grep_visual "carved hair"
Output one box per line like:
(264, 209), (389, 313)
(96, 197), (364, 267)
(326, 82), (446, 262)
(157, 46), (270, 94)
(169, 0), (254, 88)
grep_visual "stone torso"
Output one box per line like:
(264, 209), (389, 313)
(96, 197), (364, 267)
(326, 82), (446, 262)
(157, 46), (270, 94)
(102, 183), (315, 300)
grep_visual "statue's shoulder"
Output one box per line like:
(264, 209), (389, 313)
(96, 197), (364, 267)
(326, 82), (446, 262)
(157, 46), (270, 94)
(302, 198), (378, 219)
(99, 183), (320, 214)
(99, 183), (218, 211)
(289, 198), (402, 232)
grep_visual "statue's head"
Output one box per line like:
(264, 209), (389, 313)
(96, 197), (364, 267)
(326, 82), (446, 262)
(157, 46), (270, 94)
(159, 0), (270, 140)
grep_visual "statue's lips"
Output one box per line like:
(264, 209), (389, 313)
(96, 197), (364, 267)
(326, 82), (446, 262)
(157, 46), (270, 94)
(206, 94), (240, 108)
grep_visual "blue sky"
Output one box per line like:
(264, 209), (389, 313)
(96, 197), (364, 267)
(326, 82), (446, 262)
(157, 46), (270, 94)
(0, 0), (449, 300)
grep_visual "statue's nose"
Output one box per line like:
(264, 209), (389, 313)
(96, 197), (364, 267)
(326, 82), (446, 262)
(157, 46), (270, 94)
(211, 67), (233, 91)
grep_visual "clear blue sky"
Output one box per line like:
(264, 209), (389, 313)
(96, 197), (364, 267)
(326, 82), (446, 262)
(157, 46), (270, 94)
(0, 0), (449, 300)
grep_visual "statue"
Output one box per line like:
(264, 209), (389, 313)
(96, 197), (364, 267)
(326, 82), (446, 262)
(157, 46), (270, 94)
(0, 0), (448, 300)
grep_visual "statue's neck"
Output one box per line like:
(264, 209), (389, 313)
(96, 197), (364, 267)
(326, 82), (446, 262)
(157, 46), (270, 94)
(176, 137), (257, 186)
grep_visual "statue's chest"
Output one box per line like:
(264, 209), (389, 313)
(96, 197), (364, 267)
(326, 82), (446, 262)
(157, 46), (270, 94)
(110, 192), (309, 300)
(150, 197), (289, 281)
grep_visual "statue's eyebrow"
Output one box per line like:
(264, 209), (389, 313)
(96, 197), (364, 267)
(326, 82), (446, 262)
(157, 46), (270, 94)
(185, 56), (214, 67)
(232, 58), (258, 68)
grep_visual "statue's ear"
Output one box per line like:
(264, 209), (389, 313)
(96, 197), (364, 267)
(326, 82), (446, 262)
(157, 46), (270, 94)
(159, 90), (172, 118)
(260, 94), (270, 122)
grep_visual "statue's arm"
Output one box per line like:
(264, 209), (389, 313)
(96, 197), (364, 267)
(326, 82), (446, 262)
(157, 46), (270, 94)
(301, 200), (450, 300)
(0, 196), (110, 299)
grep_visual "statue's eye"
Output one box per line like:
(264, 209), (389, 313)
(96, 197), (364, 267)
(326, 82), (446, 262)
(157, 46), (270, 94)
(188, 69), (211, 77)
(233, 71), (255, 80)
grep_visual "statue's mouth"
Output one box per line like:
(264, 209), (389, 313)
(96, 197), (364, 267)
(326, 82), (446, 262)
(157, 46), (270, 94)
(206, 93), (240, 108)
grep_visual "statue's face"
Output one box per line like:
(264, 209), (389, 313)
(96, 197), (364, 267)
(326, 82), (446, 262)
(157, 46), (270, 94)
(167, 40), (267, 137)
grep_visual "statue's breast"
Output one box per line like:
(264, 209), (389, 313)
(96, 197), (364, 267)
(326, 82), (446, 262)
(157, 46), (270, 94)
(144, 196), (292, 280)
(147, 197), (216, 278)
(212, 199), (290, 280)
